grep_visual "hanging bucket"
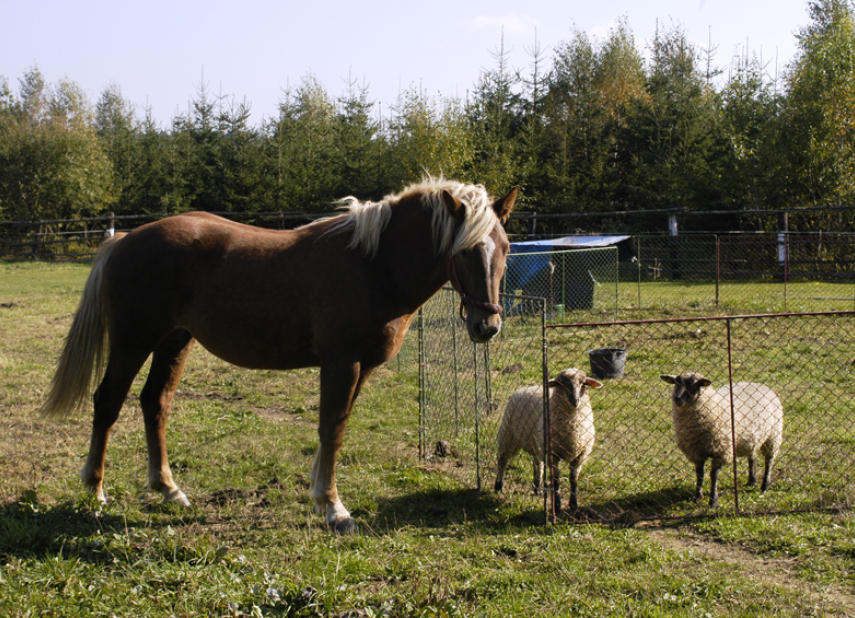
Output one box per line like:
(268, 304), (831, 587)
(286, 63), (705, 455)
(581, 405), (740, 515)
(588, 347), (627, 380)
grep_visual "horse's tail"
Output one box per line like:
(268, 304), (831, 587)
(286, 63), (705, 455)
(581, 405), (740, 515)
(41, 233), (126, 418)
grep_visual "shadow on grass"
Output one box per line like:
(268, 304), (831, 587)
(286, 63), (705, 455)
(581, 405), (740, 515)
(556, 485), (706, 525)
(0, 494), (208, 562)
(368, 487), (550, 531)
(366, 484), (709, 532)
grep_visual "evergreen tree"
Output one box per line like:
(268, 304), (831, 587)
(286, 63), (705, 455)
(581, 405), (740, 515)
(467, 34), (523, 195)
(0, 67), (116, 222)
(542, 20), (646, 213)
(782, 0), (855, 213)
(215, 97), (264, 212)
(96, 83), (139, 214)
(617, 23), (720, 217)
(268, 75), (338, 211)
(385, 87), (474, 187)
(716, 52), (784, 217)
(334, 78), (386, 200)
(515, 32), (550, 206)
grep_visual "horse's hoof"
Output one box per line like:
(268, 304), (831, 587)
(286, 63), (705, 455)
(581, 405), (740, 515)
(331, 518), (359, 535)
(163, 488), (191, 507)
(88, 487), (108, 504)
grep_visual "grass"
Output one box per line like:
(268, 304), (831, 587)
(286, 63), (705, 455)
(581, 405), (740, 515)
(1, 261), (854, 617)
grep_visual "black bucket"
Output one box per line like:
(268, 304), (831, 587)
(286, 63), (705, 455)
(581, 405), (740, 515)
(588, 347), (627, 380)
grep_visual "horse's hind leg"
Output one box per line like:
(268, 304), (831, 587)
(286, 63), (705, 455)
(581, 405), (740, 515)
(81, 347), (151, 503)
(139, 329), (195, 506)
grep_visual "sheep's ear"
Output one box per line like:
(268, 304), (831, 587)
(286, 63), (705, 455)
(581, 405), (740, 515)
(585, 378), (603, 389)
(660, 374), (677, 384)
(698, 378), (712, 387)
(548, 377), (570, 391)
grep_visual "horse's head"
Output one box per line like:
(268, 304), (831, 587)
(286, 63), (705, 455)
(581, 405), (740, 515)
(444, 187), (517, 343)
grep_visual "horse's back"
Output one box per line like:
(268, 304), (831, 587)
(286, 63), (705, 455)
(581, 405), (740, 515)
(99, 213), (380, 370)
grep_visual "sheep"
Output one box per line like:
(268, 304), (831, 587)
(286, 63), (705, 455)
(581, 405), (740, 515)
(660, 373), (784, 508)
(494, 367), (602, 511)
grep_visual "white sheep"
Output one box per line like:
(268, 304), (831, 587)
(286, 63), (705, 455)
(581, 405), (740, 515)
(660, 373), (784, 508)
(494, 367), (602, 511)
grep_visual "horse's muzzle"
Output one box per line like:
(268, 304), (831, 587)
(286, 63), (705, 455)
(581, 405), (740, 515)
(467, 313), (502, 343)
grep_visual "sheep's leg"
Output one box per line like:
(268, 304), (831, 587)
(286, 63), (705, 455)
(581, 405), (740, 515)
(709, 462), (722, 508)
(494, 453), (508, 492)
(494, 445), (519, 493)
(760, 455), (774, 492)
(568, 462), (580, 510)
(693, 461), (705, 502)
(550, 462), (562, 513)
(531, 454), (544, 494)
(747, 454), (758, 487)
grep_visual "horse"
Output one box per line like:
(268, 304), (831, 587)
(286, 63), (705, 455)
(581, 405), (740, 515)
(41, 177), (517, 533)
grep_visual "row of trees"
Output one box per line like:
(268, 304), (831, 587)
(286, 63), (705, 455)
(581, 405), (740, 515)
(1, 0), (854, 234)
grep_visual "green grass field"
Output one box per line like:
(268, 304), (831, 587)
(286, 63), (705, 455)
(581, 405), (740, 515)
(1, 261), (854, 617)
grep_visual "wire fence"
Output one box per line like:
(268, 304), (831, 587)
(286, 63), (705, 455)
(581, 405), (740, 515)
(633, 234), (855, 315)
(414, 289), (551, 522)
(546, 311), (855, 523)
(4, 214), (855, 317)
(502, 247), (620, 323)
(412, 289), (855, 525)
(0, 212), (321, 261)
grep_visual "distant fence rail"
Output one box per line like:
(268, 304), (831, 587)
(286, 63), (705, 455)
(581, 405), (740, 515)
(4, 216), (855, 315)
(0, 212), (323, 261)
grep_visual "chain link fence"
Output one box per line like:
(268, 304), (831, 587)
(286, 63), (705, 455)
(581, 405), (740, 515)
(6, 214), (855, 318)
(414, 289), (551, 521)
(546, 312), (855, 523)
(412, 290), (855, 524)
(633, 234), (855, 315)
(503, 247), (620, 323)
(0, 212), (320, 261)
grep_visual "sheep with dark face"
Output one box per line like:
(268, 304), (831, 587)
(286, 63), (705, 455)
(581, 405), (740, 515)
(494, 368), (602, 511)
(661, 373), (784, 508)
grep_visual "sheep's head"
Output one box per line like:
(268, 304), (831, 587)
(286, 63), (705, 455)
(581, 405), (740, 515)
(660, 373), (712, 409)
(549, 368), (603, 408)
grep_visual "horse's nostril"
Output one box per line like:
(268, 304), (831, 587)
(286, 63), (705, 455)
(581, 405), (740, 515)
(476, 322), (499, 340)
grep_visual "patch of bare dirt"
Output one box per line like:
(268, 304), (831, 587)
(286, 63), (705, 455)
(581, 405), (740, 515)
(252, 404), (318, 428)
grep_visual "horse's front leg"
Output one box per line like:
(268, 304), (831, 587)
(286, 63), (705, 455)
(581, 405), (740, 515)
(311, 359), (372, 534)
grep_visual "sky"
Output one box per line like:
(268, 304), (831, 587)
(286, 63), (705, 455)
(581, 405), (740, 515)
(4, 0), (812, 127)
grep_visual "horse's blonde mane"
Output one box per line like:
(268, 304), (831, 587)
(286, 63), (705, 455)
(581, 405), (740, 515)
(315, 176), (498, 258)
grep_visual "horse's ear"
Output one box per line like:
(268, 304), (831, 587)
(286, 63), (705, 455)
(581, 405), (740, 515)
(492, 187), (518, 223)
(442, 190), (466, 224)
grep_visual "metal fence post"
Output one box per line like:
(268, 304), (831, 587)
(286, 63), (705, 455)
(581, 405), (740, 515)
(637, 236), (643, 310)
(450, 291), (461, 435)
(784, 234), (789, 312)
(541, 300), (553, 525)
(417, 307), (425, 461)
(715, 235), (720, 309)
(613, 246), (620, 319)
(473, 341), (482, 491)
(726, 317), (740, 514)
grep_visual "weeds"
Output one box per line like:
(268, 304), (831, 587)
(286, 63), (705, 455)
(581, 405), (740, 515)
(0, 262), (853, 617)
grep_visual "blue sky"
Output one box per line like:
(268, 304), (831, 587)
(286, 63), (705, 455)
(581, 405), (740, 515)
(5, 0), (810, 126)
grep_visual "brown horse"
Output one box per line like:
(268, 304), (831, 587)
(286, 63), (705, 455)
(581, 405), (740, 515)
(42, 177), (516, 533)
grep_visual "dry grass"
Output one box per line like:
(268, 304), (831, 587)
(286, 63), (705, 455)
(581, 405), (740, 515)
(0, 261), (853, 617)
